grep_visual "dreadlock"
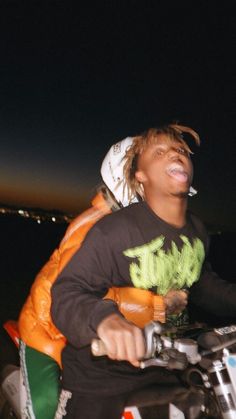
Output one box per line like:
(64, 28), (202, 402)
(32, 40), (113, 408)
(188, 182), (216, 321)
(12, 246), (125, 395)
(123, 124), (200, 201)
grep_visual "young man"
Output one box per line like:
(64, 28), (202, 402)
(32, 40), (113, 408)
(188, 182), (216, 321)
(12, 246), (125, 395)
(51, 124), (236, 419)
(18, 136), (167, 419)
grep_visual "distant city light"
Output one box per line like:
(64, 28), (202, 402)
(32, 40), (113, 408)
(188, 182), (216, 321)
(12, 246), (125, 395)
(18, 209), (30, 217)
(0, 205), (73, 224)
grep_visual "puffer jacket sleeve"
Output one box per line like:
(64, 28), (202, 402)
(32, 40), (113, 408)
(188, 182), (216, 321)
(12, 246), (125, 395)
(18, 193), (111, 364)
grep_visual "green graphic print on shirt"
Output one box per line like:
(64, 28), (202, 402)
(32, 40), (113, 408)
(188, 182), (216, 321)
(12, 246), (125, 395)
(123, 235), (205, 295)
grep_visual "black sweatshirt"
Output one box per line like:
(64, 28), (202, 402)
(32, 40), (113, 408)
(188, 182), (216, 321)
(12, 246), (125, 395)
(51, 202), (236, 395)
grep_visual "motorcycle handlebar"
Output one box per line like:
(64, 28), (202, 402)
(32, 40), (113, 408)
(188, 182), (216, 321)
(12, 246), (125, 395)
(91, 321), (165, 358)
(91, 321), (195, 370)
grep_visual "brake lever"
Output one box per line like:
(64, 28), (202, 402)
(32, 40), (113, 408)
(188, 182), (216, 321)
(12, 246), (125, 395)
(141, 348), (188, 370)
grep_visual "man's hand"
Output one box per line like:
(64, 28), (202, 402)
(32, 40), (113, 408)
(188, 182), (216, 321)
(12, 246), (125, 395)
(97, 313), (145, 367)
(164, 289), (188, 315)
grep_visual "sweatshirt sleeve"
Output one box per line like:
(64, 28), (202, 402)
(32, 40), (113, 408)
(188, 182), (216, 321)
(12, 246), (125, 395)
(189, 261), (236, 318)
(51, 224), (123, 348)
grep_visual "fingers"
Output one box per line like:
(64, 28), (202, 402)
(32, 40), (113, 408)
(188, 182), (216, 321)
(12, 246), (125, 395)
(164, 290), (188, 314)
(97, 313), (145, 367)
(111, 327), (143, 367)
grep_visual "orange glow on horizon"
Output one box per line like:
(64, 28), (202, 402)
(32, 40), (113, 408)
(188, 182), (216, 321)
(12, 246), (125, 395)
(0, 182), (90, 213)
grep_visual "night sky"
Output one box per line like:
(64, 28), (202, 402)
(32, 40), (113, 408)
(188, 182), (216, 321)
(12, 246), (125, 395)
(0, 1), (235, 230)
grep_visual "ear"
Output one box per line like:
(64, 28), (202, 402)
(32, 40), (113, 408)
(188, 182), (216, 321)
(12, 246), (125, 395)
(135, 170), (147, 184)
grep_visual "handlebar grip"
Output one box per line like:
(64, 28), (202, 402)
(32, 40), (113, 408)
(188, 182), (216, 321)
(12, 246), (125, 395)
(91, 338), (107, 356)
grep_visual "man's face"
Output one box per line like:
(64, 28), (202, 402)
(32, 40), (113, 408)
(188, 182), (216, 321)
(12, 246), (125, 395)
(135, 134), (193, 198)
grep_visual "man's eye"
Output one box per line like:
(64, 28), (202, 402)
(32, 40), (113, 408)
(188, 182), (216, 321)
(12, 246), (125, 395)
(177, 147), (188, 156)
(155, 149), (165, 156)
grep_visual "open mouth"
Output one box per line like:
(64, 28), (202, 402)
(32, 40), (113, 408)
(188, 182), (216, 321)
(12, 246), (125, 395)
(166, 163), (189, 183)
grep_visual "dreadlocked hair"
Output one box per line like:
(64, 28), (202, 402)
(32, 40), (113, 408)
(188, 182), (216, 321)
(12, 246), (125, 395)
(123, 123), (200, 201)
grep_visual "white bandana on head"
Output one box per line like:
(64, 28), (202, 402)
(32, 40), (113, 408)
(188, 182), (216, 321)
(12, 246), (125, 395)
(101, 137), (138, 207)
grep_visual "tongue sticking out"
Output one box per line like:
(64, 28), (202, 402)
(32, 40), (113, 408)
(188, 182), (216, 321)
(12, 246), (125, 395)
(169, 169), (188, 183)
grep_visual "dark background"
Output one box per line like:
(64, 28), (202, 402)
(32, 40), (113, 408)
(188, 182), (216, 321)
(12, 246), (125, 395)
(0, 1), (235, 229)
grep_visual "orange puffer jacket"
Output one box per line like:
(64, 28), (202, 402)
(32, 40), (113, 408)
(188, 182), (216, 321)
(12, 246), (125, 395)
(18, 192), (165, 367)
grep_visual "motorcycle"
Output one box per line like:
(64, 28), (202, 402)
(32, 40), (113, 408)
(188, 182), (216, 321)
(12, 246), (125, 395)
(1, 319), (236, 419)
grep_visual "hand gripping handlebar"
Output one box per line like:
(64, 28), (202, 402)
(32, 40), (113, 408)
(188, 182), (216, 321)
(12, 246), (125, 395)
(91, 321), (198, 370)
